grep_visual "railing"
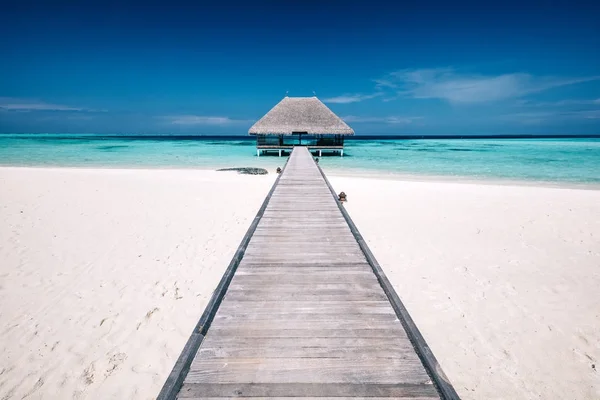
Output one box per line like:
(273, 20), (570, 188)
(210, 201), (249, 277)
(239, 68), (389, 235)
(255, 134), (345, 147)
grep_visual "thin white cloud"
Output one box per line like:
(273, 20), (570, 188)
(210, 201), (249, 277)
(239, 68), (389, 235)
(0, 97), (105, 112)
(164, 115), (251, 125)
(322, 92), (382, 104)
(517, 98), (600, 107)
(504, 109), (600, 123)
(372, 78), (398, 89)
(580, 110), (600, 119)
(342, 115), (423, 124)
(377, 68), (600, 104)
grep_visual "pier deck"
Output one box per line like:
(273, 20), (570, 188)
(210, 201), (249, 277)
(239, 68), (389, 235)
(159, 147), (458, 399)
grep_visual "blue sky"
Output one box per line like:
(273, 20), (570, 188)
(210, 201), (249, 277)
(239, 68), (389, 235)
(1, 1), (599, 135)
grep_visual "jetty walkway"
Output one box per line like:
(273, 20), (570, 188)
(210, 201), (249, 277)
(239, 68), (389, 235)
(159, 147), (458, 400)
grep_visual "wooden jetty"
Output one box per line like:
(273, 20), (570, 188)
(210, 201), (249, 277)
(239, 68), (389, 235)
(158, 147), (459, 400)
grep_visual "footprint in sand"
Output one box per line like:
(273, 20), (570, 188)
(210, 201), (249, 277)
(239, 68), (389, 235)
(82, 362), (95, 385)
(105, 353), (127, 378)
(137, 307), (160, 330)
(174, 281), (183, 300)
(19, 377), (45, 399)
(145, 307), (159, 320)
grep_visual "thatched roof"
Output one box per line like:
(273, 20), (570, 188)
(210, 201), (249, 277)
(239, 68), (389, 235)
(248, 97), (354, 135)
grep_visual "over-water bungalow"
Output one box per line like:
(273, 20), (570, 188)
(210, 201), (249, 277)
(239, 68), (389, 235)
(249, 96), (354, 157)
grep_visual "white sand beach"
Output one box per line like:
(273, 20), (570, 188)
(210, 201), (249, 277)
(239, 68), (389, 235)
(0, 168), (275, 399)
(1, 167), (599, 399)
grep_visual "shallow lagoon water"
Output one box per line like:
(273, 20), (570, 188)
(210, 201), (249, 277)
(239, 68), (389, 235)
(1, 134), (599, 185)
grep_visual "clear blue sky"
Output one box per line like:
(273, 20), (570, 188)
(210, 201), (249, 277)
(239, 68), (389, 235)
(1, 1), (599, 135)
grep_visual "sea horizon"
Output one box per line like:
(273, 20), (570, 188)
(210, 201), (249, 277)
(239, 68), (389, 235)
(2, 133), (600, 139)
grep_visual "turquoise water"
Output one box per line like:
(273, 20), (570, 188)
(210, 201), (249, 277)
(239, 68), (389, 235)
(1, 134), (599, 185)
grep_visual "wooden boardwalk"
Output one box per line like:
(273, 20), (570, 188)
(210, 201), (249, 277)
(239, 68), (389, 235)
(159, 147), (458, 400)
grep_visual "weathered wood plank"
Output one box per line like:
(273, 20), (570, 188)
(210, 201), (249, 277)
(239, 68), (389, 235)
(200, 336), (411, 348)
(186, 357), (431, 384)
(242, 250), (365, 255)
(241, 254), (367, 260)
(236, 262), (371, 269)
(229, 273), (380, 285)
(235, 266), (372, 273)
(227, 282), (381, 291)
(181, 397), (437, 400)
(178, 382), (438, 398)
(204, 327), (407, 338)
(223, 287), (384, 295)
(212, 312), (397, 322)
(246, 239), (360, 245)
(240, 258), (369, 264)
(210, 319), (402, 331)
(216, 303), (398, 315)
(197, 346), (416, 359)
(222, 292), (388, 302)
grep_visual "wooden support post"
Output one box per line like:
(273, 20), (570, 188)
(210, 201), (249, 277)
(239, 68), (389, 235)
(257, 149), (260, 157)
(319, 150), (322, 157)
(279, 149), (282, 157)
(341, 149), (344, 157)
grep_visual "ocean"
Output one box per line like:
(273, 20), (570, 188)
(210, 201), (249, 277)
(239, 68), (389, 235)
(1, 134), (599, 186)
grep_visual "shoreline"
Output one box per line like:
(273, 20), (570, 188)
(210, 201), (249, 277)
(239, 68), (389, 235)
(2, 165), (599, 191)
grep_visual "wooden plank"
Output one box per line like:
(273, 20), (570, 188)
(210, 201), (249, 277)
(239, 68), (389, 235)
(213, 312), (397, 322)
(240, 257), (368, 263)
(182, 397), (437, 400)
(235, 266), (372, 273)
(223, 287), (384, 295)
(216, 299), (394, 307)
(241, 253), (367, 260)
(247, 238), (359, 244)
(248, 239), (357, 244)
(197, 346), (416, 359)
(227, 282), (381, 291)
(186, 358), (431, 384)
(216, 302), (398, 315)
(222, 292), (388, 302)
(204, 327), (407, 338)
(178, 383), (438, 398)
(200, 337), (412, 349)
(210, 320), (402, 331)
(243, 241), (361, 246)
(236, 262), (371, 268)
(229, 273), (380, 285)
(242, 250), (365, 256)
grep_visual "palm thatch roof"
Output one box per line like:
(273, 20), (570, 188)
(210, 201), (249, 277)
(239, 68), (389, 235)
(248, 97), (354, 135)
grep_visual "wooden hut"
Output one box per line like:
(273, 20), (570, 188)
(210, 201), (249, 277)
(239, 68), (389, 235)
(249, 96), (354, 156)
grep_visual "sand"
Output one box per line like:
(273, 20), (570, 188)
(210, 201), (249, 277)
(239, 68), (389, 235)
(1, 167), (599, 399)
(328, 176), (600, 400)
(0, 168), (275, 399)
